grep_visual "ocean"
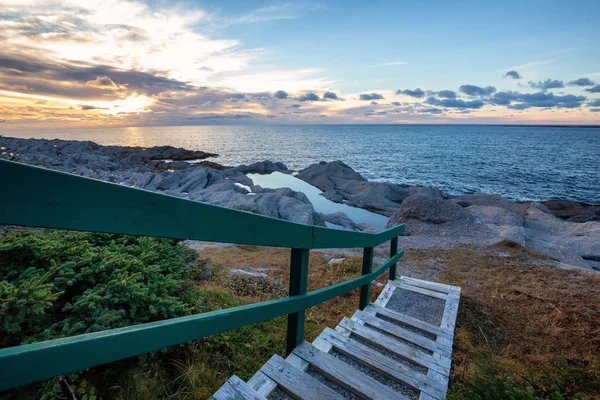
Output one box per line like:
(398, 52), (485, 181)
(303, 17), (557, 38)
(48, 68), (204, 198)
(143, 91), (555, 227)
(4, 124), (600, 203)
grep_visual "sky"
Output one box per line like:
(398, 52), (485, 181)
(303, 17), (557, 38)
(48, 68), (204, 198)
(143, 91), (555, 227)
(1, 0), (599, 128)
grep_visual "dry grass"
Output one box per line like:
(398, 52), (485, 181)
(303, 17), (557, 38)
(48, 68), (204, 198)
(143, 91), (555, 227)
(198, 240), (600, 398)
(201, 245), (386, 340)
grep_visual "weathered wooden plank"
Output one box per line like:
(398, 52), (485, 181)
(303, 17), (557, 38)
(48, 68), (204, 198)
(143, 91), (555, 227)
(213, 375), (268, 400)
(260, 355), (345, 400)
(365, 304), (453, 339)
(390, 281), (449, 301)
(373, 283), (396, 308)
(320, 328), (446, 399)
(337, 318), (451, 376)
(441, 293), (460, 333)
(399, 277), (455, 295)
(293, 341), (403, 400)
(247, 372), (277, 398)
(354, 312), (452, 357)
(294, 342), (397, 400)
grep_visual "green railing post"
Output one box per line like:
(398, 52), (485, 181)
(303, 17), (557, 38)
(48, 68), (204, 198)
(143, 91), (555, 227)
(389, 236), (398, 281)
(359, 247), (374, 310)
(286, 248), (310, 355)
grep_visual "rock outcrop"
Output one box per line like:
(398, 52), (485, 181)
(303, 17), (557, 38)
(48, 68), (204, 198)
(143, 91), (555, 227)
(0, 137), (322, 226)
(387, 193), (600, 271)
(297, 161), (444, 216)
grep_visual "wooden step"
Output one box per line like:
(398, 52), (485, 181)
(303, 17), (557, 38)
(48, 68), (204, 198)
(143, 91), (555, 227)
(398, 277), (459, 295)
(293, 341), (402, 400)
(319, 328), (447, 400)
(364, 304), (453, 339)
(212, 375), (267, 400)
(337, 317), (451, 376)
(259, 354), (346, 400)
(389, 280), (449, 300)
(353, 311), (452, 357)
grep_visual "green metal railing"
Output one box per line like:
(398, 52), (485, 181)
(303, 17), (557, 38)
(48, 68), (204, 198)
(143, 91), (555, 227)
(0, 159), (405, 391)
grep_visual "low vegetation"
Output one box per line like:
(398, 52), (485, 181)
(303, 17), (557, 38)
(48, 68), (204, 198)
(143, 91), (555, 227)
(1, 231), (598, 399)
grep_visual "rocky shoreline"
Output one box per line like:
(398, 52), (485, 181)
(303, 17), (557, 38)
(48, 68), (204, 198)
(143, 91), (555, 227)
(1, 136), (598, 271)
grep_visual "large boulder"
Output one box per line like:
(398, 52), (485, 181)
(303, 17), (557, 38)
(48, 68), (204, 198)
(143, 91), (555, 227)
(388, 194), (475, 225)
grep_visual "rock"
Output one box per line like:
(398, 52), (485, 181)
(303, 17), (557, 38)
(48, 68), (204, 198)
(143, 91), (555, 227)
(0, 137), (323, 227)
(228, 269), (269, 279)
(320, 211), (360, 230)
(297, 161), (443, 216)
(296, 160), (367, 191)
(231, 160), (291, 174)
(327, 258), (346, 267)
(388, 194), (475, 225)
(541, 200), (600, 222)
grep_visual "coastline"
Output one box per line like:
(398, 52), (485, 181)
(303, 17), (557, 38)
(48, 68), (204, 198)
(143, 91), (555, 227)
(1, 136), (598, 271)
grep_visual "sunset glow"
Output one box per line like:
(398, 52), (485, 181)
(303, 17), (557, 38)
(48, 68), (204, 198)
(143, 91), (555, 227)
(0, 0), (598, 128)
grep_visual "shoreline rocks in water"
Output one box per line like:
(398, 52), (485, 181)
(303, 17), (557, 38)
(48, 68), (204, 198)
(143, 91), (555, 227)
(1, 136), (599, 271)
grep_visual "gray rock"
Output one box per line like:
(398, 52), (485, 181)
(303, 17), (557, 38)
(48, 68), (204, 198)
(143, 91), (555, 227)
(297, 161), (442, 216)
(228, 269), (269, 278)
(327, 258), (346, 267)
(387, 194), (475, 225)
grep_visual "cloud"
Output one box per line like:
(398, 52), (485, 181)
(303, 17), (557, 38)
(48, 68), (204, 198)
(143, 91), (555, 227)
(371, 61), (408, 67)
(584, 85), (600, 93)
(81, 105), (107, 110)
(437, 90), (457, 98)
(459, 85), (496, 96)
(588, 99), (600, 107)
(528, 79), (564, 90)
(85, 76), (127, 91)
(396, 88), (425, 98)
(298, 92), (320, 101)
(508, 92), (585, 109)
(568, 78), (595, 87)
(391, 101), (401, 106)
(425, 97), (484, 109)
(418, 108), (443, 114)
(359, 93), (384, 100)
(323, 91), (338, 100)
(274, 90), (288, 99)
(489, 91), (587, 109)
(590, 108), (600, 113)
(504, 70), (522, 79)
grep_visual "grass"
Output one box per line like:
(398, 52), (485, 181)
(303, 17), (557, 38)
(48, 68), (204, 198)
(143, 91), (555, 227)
(197, 240), (600, 399)
(2, 233), (599, 399)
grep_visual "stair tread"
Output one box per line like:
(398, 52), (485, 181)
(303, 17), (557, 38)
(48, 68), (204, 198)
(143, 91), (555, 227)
(260, 354), (346, 400)
(213, 375), (267, 400)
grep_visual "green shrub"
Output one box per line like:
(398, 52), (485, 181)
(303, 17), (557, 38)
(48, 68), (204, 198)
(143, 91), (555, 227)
(0, 230), (202, 348)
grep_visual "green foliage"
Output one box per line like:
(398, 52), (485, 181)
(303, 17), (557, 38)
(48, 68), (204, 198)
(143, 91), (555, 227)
(0, 230), (202, 347)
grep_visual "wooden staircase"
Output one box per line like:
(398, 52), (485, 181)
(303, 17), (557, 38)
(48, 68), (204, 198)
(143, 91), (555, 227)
(212, 276), (461, 400)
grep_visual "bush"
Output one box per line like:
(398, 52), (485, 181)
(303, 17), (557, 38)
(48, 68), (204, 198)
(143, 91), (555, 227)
(0, 230), (202, 347)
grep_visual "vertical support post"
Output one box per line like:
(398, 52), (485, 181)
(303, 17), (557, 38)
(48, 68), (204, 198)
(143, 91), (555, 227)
(286, 248), (309, 355)
(359, 247), (374, 310)
(389, 236), (398, 281)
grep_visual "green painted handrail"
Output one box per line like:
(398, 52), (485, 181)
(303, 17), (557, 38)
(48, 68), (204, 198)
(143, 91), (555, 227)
(0, 159), (406, 392)
(0, 160), (405, 249)
(0, 252), (403, 390)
